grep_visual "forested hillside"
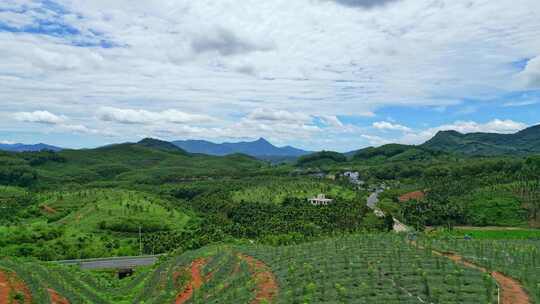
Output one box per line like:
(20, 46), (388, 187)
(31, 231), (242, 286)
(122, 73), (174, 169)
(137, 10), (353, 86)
(422, 124), (540, 156)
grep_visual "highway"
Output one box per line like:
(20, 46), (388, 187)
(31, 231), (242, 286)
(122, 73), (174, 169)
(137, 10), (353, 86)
(54, 255), (162, 270)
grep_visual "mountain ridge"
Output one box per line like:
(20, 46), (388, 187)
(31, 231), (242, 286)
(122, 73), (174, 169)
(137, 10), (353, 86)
(0, 143), (63, 152)
(421, 124), (540, 156)
(172, 137), (312, 159)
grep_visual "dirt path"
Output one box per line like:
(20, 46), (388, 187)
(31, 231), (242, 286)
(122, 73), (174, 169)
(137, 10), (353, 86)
(0, 269), (32, 304)
(413, 243), (530, 304)
(175, 259), (206, 304)
(239, 254), (278, 304)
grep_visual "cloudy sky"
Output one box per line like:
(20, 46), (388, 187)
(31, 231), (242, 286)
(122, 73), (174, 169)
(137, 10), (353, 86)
(1, 0), (540, 151)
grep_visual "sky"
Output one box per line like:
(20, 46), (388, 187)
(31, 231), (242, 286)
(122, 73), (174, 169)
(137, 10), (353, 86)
(1, 0), (540, 152)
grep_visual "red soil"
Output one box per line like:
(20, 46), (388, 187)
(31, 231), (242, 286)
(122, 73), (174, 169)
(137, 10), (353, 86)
(175, 259), (207, 304)
(48, 288), (70, 304)
(398, 191), (425, 203)
(0, 270), (32, 304)
(239, 254), (278, 304)
(412, 242), (530, 304)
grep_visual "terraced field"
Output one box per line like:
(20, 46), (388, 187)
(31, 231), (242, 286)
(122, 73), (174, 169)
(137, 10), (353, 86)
(0, 234), (508, 303)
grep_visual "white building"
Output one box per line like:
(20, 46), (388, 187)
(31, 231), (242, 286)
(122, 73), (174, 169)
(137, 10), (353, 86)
(308, 194), (333, 206)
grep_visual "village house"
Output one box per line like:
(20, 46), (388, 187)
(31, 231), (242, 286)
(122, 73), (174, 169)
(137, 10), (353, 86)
(342, 171), (360, 184)
(308, 194), (333, 206)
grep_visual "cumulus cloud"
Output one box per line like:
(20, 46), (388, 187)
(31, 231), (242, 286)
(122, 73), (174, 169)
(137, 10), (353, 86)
(373, 121), (411, 132)
(97, 107), (215, 125)
(0, 140), (16, 145)
(13, 111), (66, 125)
(12, 110), (110, 136)
(519, 56), (540, 88)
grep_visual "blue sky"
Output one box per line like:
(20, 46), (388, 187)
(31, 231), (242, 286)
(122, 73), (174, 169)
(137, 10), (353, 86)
(1, 0), (540, 151)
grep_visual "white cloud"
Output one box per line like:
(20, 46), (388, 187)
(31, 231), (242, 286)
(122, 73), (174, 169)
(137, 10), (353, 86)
(361, 134), (392, 146)
(97, 107), (215, 125)
(519, 56), (540, 89)
(1, 0), (540, 151)
(246, 108), (312, 124)
(319, 115), (344, 128)
(372, 121), (411, 132)
(503, 100), (539, 107)
(13, 111), (66, 125)
(0, 140), (16, 145)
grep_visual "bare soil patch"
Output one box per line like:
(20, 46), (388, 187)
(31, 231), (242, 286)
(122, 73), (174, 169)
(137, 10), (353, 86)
(239, 254), (278, 304)
(0, 269), (32, 304)
(175, 258), (207, 304)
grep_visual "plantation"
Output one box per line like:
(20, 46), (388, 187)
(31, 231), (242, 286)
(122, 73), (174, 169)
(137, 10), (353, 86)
(0, 189), (194, 260)
(0, 233), (502, 304)
(231, 177), (357, 204)
(425, 237), (540, 303)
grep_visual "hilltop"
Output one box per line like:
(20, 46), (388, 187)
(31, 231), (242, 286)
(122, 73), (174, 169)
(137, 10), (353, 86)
(422, 124), (540, 156)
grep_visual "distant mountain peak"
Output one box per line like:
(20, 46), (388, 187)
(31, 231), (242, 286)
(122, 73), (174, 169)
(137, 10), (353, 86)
(172, 138), (312, 159)
(255, 137), (270, 143)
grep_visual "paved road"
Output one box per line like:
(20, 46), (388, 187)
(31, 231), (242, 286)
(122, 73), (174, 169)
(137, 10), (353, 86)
(366, 187), (409, 232)
(54, 255), (162, 270)
(366, 189), (383, 209)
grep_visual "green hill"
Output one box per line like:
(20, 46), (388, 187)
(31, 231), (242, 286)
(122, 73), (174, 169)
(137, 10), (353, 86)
(422, 124), (540, 156)
(296, 151), (347, 166)
(0, 140), (264, 188)
(0, 189), (194, 260)
(352, 144), (444, 163)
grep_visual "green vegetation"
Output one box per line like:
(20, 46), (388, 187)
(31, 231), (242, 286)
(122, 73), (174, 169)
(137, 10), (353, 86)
(425, 237), (540, 303)
(1, 136), (540, 303)
(0, 189), (193, 260)
(0, 234), (500, 304)
(422, 125), (540, 156)
(297, 151), (347, 166)
(230, 177), (356, 204)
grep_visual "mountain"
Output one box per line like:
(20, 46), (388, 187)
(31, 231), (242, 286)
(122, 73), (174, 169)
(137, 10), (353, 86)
(0, 143), (62, 152)
(172, 138), (311, 159)
(422, 124), (540, 156)
(136, 138), (189, 154)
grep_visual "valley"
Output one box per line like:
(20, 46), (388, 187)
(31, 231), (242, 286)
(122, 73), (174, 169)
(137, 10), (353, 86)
(1, 130), (540, 303)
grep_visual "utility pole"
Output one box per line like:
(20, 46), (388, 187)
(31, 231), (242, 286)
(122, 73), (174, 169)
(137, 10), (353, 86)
(139, 225), (142, 256)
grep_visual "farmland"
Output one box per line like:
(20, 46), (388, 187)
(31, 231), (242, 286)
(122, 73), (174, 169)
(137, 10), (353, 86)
(0, 234), (502, 304)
